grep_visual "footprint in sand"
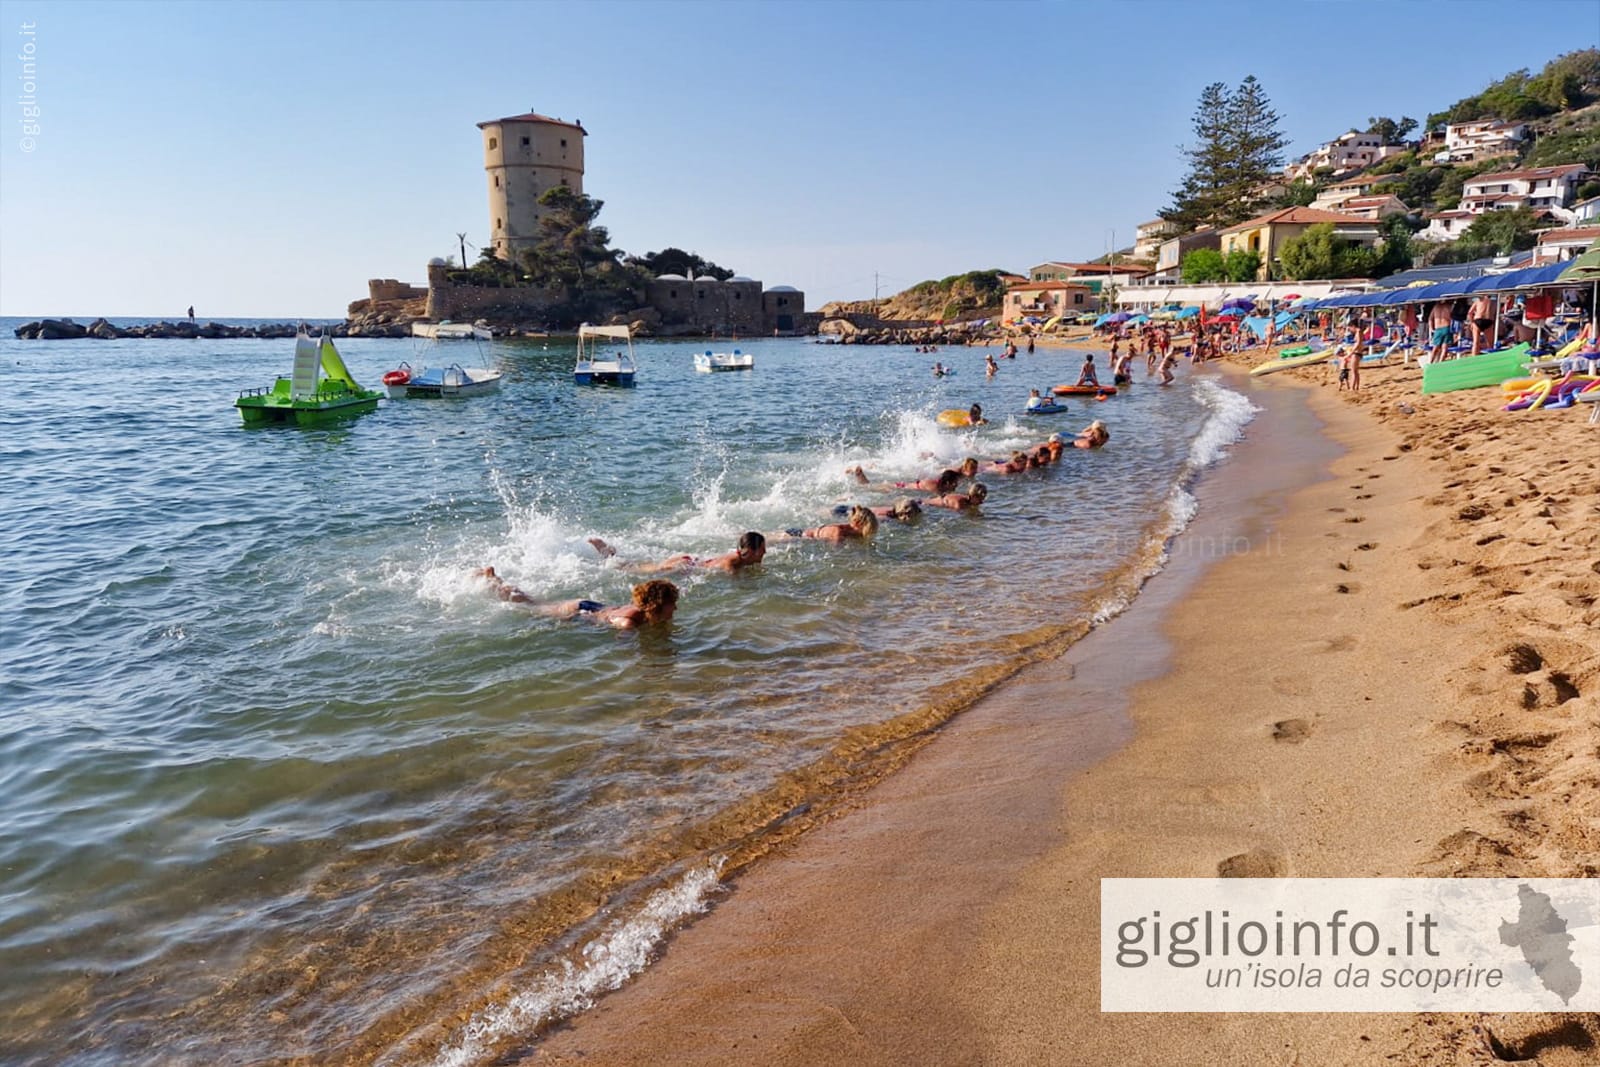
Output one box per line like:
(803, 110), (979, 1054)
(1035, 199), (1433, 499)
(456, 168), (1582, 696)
(1328, 507), (1347, 513)
(1336, 583), (1359, 594)
(1355, 493), (1373, 500)
(1218, 847), (1288, 878)
(1356, 542), (1377, 551)
(1271, 719), (1313, 744)
(1321, 634), (1358, 652)
(1342, 516), (1365, 524)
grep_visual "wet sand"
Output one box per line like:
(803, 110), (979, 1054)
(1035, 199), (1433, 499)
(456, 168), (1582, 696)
(528, 355), (1599, 1065)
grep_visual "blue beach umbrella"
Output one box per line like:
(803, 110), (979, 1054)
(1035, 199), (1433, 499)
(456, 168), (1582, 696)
(1175, 306), (1201, 320)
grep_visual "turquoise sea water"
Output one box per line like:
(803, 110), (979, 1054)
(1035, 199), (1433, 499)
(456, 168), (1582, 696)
(0, 322), (1255, 1065)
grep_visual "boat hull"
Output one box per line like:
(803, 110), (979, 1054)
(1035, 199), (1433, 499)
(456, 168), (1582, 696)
(236, 394), (381, 426)
(574, 371), (636, 386)
(694, 353), (755, 372)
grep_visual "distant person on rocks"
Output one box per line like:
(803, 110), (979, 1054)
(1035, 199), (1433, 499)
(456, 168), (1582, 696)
(187, 306), (195, 322)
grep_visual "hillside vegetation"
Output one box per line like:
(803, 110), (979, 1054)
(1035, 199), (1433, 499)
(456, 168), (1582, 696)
(823, 270), (1009, 322)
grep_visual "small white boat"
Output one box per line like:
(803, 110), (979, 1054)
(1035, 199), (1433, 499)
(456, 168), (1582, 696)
(694, 348), (754, 372)
(382, 362), (503, 399)
(411, 321), (493, 341)
(575, 324), (637, 386)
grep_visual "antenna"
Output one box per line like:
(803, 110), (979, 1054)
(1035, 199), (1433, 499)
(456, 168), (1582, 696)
(457, 232), (469, 268)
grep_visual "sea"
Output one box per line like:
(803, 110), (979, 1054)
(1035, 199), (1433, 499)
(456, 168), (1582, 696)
(0, 319), (1258, 1065)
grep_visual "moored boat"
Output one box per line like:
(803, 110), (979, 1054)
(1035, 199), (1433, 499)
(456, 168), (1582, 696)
(382, 362), (503, 399)
(693, 348), (754, 372)
(411, 321), (493, 341)
(236, 329), (381, 426)
(575, 324), (637, 386)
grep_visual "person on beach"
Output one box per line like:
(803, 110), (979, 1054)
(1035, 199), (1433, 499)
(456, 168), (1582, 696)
(986, 354), (999, 378)
(932, 361), (949, 377)
(1074, 353), (1100, 388)
(587, 531), (767, 573)
(475, 568), (679, 628)
(967, 403), (987, 425)
(776, 505), (879, 543)
(1026, 387), (1045, 410)
(1072, 421), (1111, 449)
(1428, 301), (1456, 362)
(921, 482), (987, 510)
(1468, 294), (1495, 356)
(1026, 335), (1035, 354)
(1112, 350), (1133, 386)
(187, 305), (195, 323)
(1003, 340), (1017, 359)
(1158, 348), (1178, 385)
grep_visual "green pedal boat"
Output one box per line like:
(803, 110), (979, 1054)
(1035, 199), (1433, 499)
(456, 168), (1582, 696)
(236, 329), (382, 426)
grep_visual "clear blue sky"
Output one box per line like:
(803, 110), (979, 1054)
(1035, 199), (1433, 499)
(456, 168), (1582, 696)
(1, 0), (1595, 317)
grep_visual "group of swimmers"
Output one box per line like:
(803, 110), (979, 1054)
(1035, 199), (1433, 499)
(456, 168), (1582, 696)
(476, 417), (1111, 630)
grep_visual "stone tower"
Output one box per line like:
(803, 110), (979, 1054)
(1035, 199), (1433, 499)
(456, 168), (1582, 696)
(476, 110), (587, 263)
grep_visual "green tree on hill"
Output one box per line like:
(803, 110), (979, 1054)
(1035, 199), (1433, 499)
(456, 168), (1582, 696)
(628, 247), (734, 280)
(1426, 48), (1600, 126)
(1278, 224), (1383, 280)
(1366, 115), (1418, 145)
(1181, 247), (1225, 283)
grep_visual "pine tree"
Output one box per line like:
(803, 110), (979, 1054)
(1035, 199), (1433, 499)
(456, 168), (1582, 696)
(1162, 82), (1233, 231)
(1165, 77), (1290, 230)
(1221, 75), (1289, 225)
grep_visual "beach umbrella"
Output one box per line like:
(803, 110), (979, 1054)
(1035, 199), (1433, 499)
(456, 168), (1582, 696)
(1126, 314), (1149, 326)
(1557, 247), (1600, 281)
(1281, 293), (1301, 301)
(1174, 306), (1200, 320)
(1216, 307), (1247, 318)
(1105, 311), (1132, 324)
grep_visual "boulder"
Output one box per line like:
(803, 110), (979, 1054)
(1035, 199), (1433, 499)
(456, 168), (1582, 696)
(88, 318), (128, 339)
(39, 318), (88, 340)
(13, 320), (42, 339)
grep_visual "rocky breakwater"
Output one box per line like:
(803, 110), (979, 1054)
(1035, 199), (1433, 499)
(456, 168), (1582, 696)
(12, 318), (335, 340)
(818, 316), (994, 347)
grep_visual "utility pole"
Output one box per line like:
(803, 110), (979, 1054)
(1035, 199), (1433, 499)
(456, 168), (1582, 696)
(457, 232), (469, 269)
(874, 271), (881, 311)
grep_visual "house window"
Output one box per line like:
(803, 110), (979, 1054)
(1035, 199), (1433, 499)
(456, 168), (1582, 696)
(521, 136), (530, 147)
(561, 139), (568, 147)
(1074, 293), (1084, 305)
(778, 297), (788, 307)
(488, 137), (498, 150)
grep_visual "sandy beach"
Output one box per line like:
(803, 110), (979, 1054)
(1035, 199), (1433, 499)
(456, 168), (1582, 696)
(524, 351), (1598, 1066)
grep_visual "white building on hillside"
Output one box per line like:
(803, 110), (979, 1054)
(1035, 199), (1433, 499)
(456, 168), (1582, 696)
(1286, 130), (1405, 182)
(1460, 164), (1591, 216)
(1336, 194), (1409, 221)
(1533, 226), (1600, 264)
(1133, 219), (1179, 261)
(1433, 120), (1527, 164)
(1420, 210), (1474, 243)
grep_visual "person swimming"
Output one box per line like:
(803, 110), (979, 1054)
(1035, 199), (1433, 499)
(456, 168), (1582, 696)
(1072, 420), (1110, 448)
(475, 568), (679, 628)
(833, 498), (922, 523)
(588, 531), (767, 573)
(921, 482), (988, 510)
(776, 505), (879, 543)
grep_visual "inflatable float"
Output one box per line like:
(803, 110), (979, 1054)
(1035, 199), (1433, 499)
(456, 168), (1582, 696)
(1502, 375), (1600, 412)
(1024, 401), (1067, 415)
(1051, 384), (1117, 397)
(936, 408), (978, 427)
(1248, 350), (1333, 376)
(1420, 343), (1529, 395)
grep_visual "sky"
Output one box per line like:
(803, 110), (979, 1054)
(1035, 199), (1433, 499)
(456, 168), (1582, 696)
(1, 0), (1597, 318)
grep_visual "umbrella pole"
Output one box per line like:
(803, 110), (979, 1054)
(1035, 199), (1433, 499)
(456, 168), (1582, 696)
(1493, 295), (1500, 350)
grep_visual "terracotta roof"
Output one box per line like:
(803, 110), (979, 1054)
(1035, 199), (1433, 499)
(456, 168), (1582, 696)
(1220, 207), (1380, 234)
(1466, 163), (1588, 185)
(1537, 227), (1600, 243)
(1341, 195), (1403, 207)
(1008, 280), (1097, 291)
(1426, 210), (1473, 219)
(1033, 262), (1152, 275)
(477, 111), (587, 132)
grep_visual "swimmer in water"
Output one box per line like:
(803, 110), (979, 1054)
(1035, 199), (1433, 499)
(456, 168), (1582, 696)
(587, 531), (767, 573)
(773, 505), (879, 543)
(921, 482), (988, 510)
(475, 569), (679, 628)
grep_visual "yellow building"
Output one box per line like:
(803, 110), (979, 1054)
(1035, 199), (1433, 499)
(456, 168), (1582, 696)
(1219, 207), (1382, 281)
(477, 110), (587, 262)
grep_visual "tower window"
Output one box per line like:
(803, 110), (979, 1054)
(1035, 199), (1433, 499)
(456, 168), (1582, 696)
(488, 136), (498, 150)
(496, 217), (503, 231)
(560, 139), (567, 147)
(521, 136), (530, 146)
(670, 290), (678, 299)
(494, 175), (500, 188)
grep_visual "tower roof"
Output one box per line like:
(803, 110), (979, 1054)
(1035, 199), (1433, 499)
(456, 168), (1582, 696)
(477, 112), (587, 133)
